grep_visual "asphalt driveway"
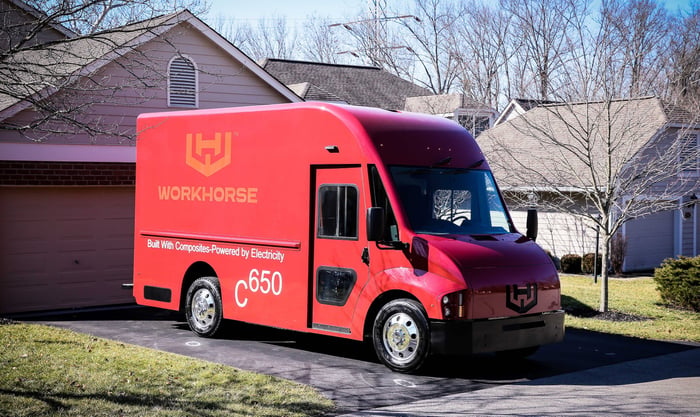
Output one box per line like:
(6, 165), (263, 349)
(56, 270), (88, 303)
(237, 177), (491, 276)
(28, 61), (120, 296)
(22, 305), (700, 415)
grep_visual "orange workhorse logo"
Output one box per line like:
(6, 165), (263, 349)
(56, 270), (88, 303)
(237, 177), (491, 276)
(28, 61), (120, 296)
(185, 132), (232, 177)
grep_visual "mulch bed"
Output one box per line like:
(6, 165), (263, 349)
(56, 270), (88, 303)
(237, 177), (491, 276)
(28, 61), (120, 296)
(565, 307), (650, 322)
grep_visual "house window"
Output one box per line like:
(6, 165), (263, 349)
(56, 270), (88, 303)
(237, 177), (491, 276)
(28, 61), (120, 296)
(457, 113), (491, 136)
(168, 56), (197, 108)
(679, 131), (699, 176)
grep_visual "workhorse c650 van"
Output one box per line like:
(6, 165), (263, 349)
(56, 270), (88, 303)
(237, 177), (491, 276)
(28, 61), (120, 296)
(133, 102), (564, 372)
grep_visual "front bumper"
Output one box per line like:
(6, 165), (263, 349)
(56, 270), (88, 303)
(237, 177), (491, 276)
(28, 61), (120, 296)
(430, 310), (565, 355)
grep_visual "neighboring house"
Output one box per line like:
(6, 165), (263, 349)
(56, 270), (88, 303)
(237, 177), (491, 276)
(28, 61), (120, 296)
(262, 59), (497, 136)
(478, 96), (699, 272)
(404, 94), (497, 136)
(0, 1), (299, 314)
(262, 58), (432, 110)
(0, 0), (74, 51)
(493, 98), (559, 126)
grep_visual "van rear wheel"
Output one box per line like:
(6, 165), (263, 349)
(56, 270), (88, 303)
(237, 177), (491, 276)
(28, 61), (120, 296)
(372, 299), (430, 373)
(185, 277), (223, 337)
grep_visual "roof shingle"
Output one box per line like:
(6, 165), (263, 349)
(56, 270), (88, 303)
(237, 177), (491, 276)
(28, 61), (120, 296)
(261, 59), (432, 110)
(478, 96), (691, 189)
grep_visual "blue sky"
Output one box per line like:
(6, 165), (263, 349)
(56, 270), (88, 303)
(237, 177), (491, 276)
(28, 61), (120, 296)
(206, 0), (695, 23)
(207, 0), (366, 23)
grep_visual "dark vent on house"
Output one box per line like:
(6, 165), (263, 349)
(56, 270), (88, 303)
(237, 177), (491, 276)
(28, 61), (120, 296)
(169, 56), (197, 107)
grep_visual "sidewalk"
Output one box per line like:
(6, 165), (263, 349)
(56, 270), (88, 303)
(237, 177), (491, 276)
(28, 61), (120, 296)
(338, 347), (700, 417)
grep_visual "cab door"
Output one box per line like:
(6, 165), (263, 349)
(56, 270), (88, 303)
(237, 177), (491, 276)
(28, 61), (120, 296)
(311, 166), (369, 336)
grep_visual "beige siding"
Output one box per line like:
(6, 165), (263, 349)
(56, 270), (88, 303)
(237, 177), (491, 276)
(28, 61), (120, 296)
(1, 21), (293, 145)
(510, 209), (597, 257)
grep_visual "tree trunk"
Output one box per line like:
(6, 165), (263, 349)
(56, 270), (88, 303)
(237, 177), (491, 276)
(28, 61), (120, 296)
(599, 234), (610, 312)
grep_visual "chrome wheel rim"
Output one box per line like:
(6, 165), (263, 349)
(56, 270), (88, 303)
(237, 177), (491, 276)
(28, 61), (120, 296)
(382, 312), (420, 364)
(191, 288), (216, 332)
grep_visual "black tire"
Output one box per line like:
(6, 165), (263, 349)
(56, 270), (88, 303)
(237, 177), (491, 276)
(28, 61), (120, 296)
(185, 277), (223, 337)
(372, 299), (430, 373)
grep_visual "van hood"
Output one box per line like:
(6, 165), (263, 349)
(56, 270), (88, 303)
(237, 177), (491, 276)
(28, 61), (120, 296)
(415, 233), (552, 270)
(410, 233), (561, 318)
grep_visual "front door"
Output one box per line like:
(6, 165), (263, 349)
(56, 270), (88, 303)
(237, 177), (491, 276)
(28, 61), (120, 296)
(311, 166), (369, 335)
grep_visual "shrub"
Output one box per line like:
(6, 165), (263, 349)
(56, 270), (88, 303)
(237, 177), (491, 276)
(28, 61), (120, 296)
(582, 253), (602, 275)
(654, 256), (700, 312)
(561, 254), (582, 274)
(610, 233), (627, 275)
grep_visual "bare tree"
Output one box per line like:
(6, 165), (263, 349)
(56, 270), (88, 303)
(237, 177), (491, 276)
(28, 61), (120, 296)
(300, 14), (345, 64)
(601, 0), (671, 97)
(392, 0), (465, 94)
(209, 14), (298, 62)
(667, 3), (700, 113)
(480, 97), (699, 312)
(500, 0), (588, 100)
(479, 0), (698, 313)
(27, 0), (209, 35)
(451, 1), (513, 110)
(327, 11), (418, 80)
(0, 0), (208, 141)
(331, 0), (465, 93)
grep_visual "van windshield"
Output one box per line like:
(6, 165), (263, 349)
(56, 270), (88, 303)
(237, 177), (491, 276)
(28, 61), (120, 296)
(390, 166), (514, 236)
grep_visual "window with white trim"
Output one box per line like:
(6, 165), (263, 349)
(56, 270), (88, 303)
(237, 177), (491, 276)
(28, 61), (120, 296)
(168, 56), (197, 108)
(679, 131), (699, 176)
(455, 111), (492, 137)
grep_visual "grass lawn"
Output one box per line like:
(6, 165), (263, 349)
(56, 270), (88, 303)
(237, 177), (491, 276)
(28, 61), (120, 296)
(0, 322), (334, 417)
(560, 274), (700, 343)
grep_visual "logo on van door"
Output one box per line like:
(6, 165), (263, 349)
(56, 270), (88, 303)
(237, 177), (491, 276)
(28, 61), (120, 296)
(506, 283), (538, 314)
(185, 132), (232, 177)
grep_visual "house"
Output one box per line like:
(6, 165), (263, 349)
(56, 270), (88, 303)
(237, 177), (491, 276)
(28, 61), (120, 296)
(404, 94), (497, 136)
(262, 59), (498, 136)
(0, 0), (75, 51)
(0, 0), (299, 314)
(478, 96), (699, 272)
(261, 58), (432, 110)
(493, 98), (559, 126)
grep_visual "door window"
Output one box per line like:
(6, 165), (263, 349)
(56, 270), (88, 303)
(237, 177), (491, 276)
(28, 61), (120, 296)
(317, 185), (359, 239)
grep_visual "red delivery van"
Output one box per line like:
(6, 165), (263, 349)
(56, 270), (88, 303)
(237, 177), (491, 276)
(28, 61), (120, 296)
(133, 102), (564, 372)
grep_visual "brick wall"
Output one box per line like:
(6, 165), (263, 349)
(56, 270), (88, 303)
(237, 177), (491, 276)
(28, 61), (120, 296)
(0, 161), (135, 186)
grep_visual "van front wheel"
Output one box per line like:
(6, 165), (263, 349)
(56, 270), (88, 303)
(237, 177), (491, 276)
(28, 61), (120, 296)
(185, 277), (223, 337)
(372, 299), (430, 373)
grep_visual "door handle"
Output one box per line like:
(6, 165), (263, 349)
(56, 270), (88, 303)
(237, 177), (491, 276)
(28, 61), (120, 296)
(361, 247), (370, 265)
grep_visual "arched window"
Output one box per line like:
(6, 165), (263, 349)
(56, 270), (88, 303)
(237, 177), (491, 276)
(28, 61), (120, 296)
(168, 56), (197, 108)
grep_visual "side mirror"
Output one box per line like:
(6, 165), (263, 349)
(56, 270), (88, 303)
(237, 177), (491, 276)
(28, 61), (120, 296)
(367, 207), (385, 242)
(526, 208), (538, 241)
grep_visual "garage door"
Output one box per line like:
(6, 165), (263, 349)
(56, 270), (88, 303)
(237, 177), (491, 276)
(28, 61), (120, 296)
(0, 187), (135, 314)
(624, 209), (675, 272)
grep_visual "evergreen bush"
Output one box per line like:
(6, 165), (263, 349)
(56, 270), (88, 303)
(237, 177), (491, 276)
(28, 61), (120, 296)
(560, 254), (582, 274)
(654, 256), (700, 312)
(582, 253), (602, 274)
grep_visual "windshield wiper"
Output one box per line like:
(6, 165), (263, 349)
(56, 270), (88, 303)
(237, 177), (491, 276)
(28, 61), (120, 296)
(432, 156), (452, 167)
(468, 159), (484, 169)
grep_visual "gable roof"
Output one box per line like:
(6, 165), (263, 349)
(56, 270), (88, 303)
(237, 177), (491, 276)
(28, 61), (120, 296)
(261, 58), (432, 110)
(493, 98), (560, 126)
(479, 96), (694, 190)
(405, 93), (496, 117)
(0, 10), (299, 120)
(1, 0), (76, 43)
